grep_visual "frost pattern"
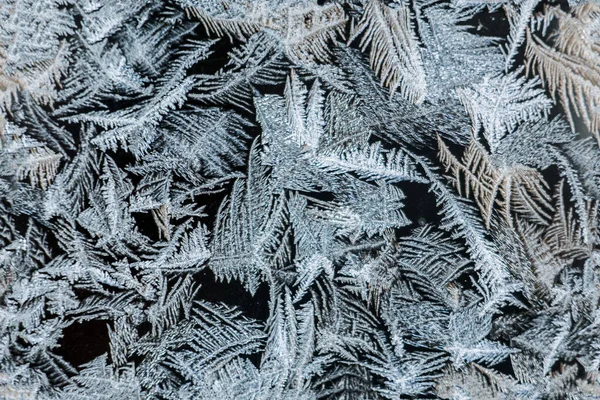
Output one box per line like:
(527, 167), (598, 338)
(1, 1), (600, 399)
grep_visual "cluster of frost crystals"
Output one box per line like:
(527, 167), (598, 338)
(1, 0), (600, 398)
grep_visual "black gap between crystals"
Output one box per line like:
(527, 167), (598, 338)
(55, 320), (110, 368)
(194, 268), (270, 323)
(399, 181), (442, 232)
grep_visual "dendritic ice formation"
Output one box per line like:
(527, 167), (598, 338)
(1, 0), (600, 398)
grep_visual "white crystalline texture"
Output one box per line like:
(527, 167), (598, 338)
(1, 1), (600, 399)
